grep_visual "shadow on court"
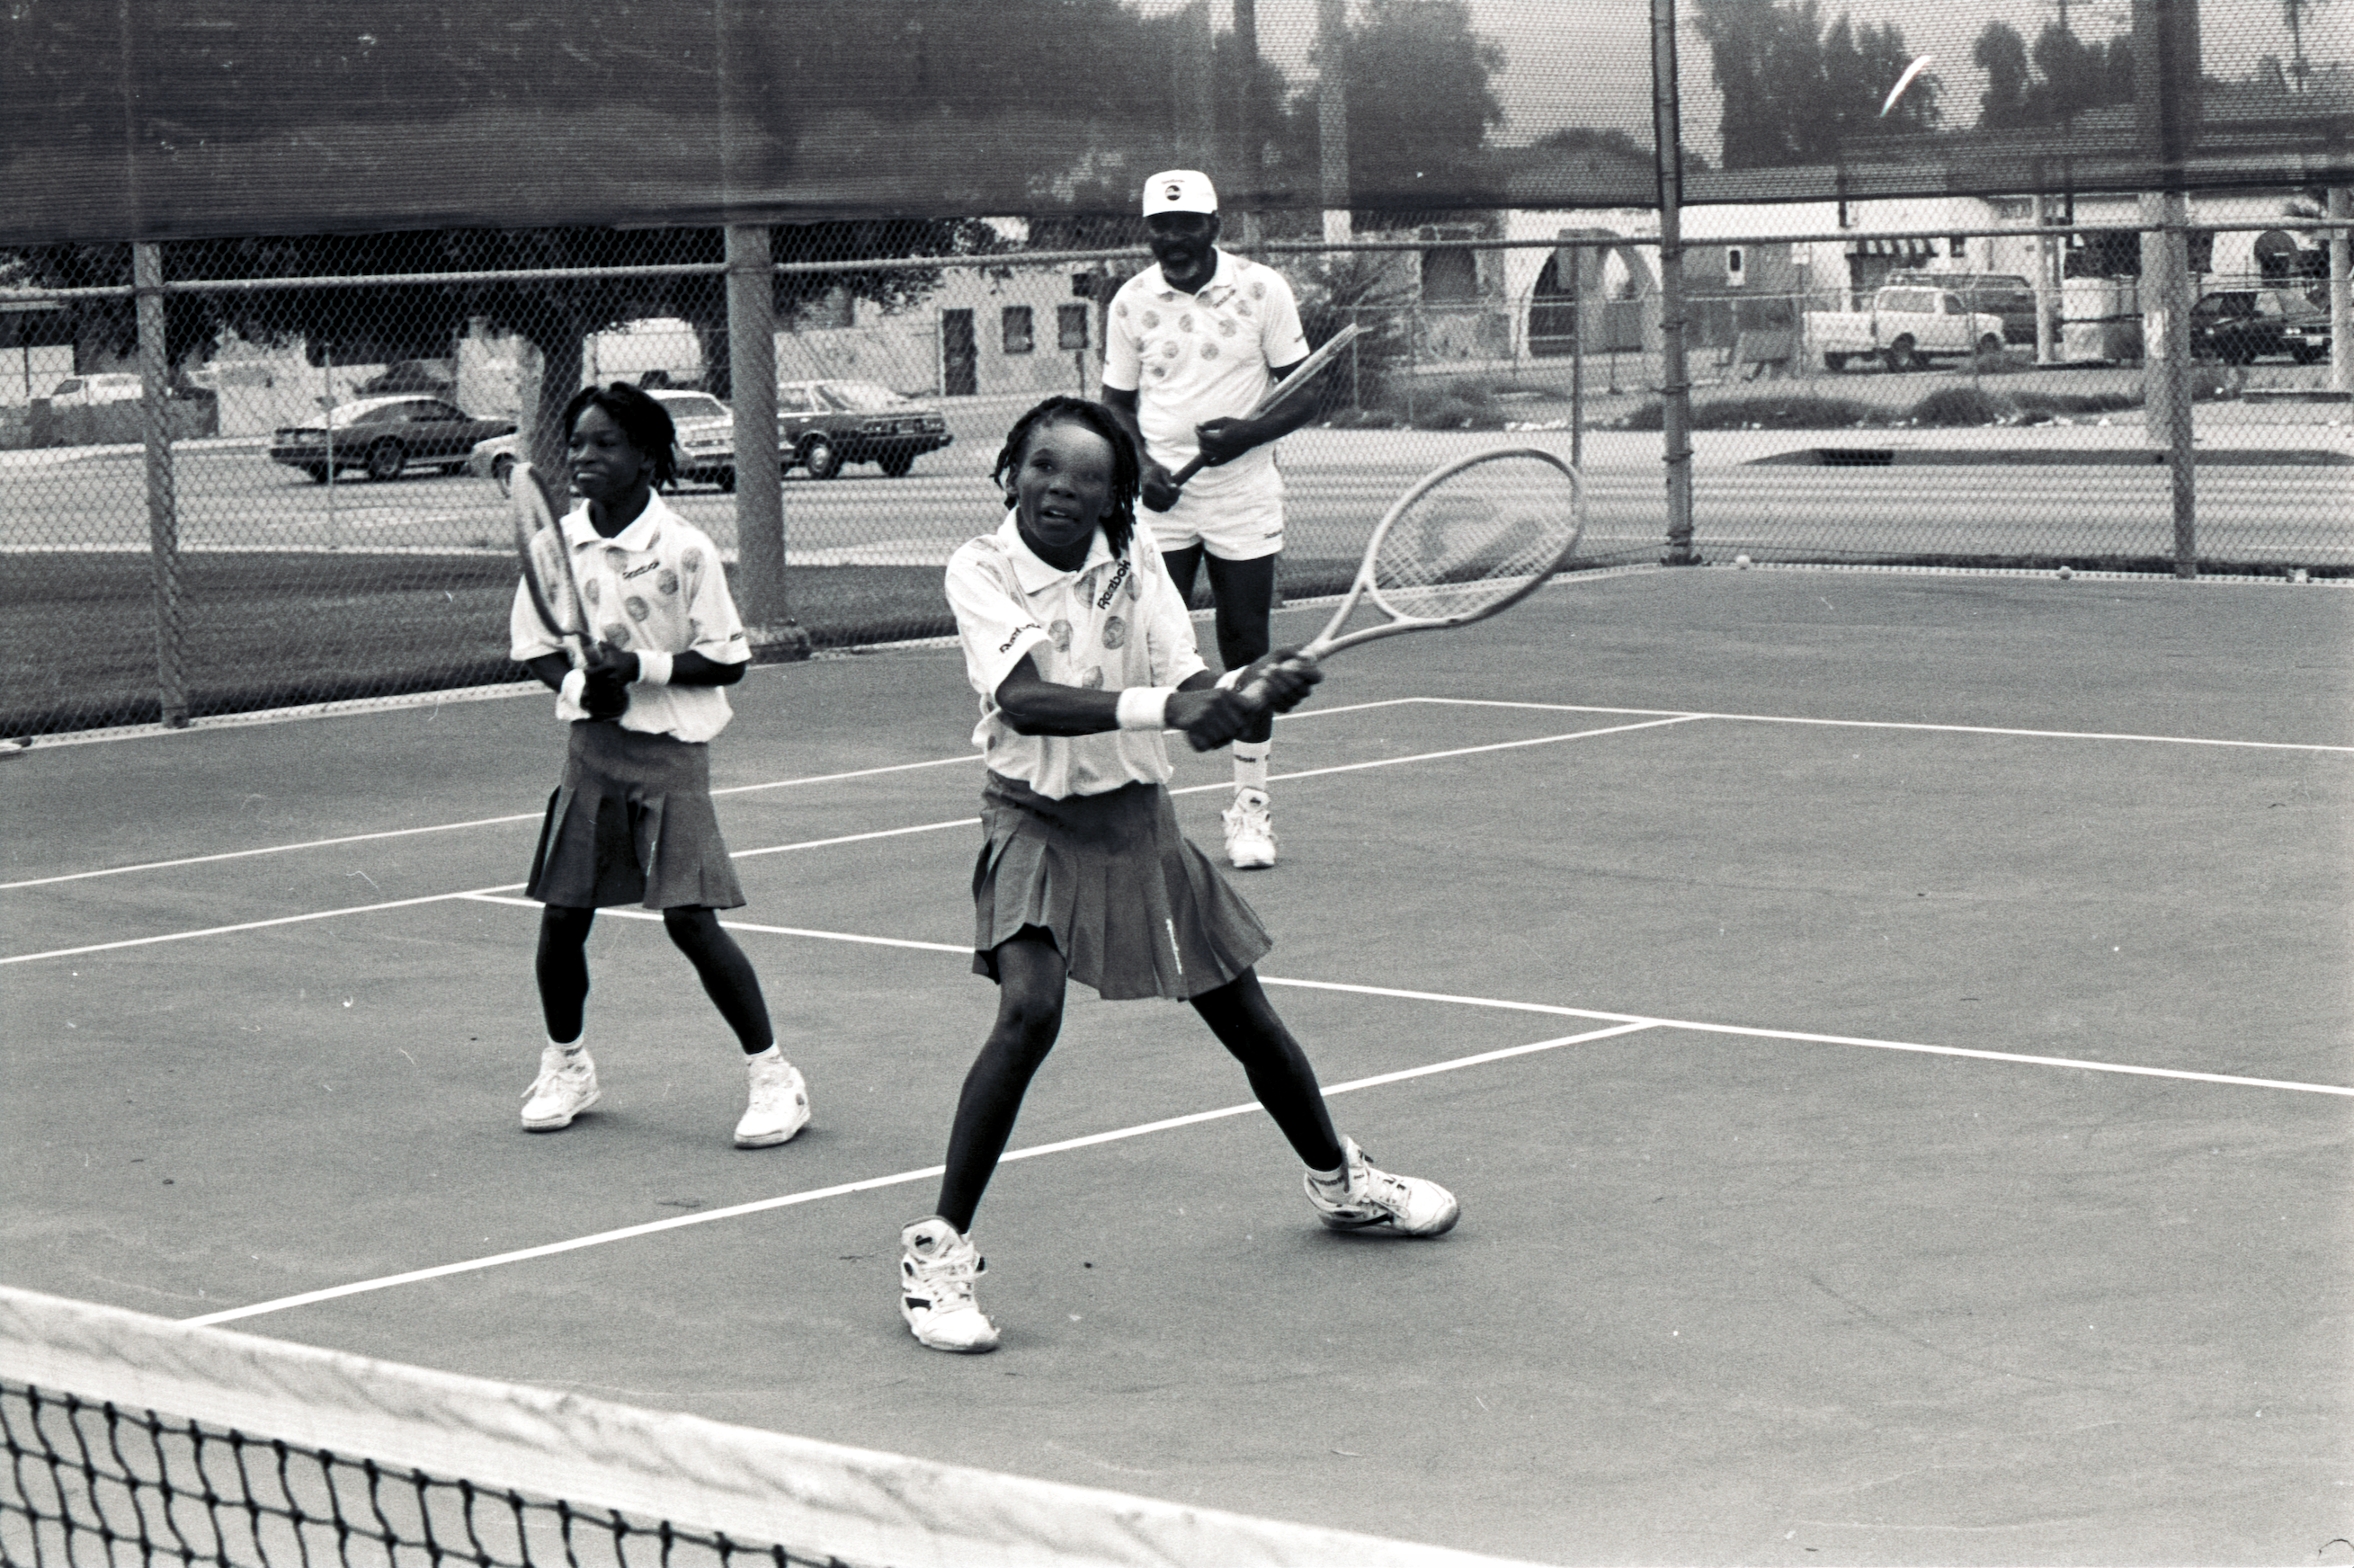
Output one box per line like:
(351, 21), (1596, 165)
(3, 570), (2349, 1565)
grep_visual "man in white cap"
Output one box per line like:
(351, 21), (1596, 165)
(1101, 169), (1313, 869)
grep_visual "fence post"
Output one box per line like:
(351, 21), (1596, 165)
(2139, 192), (2197, 578)
(726, 224), (807, 659)
(1569, 246), (1584, 473)
(133, 242), (188, 727)
(2329, 188), (2351, 396)
(1650, 0), (1698, 566)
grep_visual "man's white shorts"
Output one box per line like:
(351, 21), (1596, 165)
(1151, 482), (1284, 561)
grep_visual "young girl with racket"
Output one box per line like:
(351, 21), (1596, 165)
(507, 382), (811, 1150)
(899, 396), (1458, 1355)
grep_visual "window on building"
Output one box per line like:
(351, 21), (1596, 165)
(1003, 307), (1034, 355)
(1421, 248), (1477, 304)
(1057, 305), (1089, 352)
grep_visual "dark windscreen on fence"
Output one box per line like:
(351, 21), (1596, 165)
(4, 0), (2347, 245)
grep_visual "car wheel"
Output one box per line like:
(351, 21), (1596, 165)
(1823, 352), (1849, 371)
(490, 454), (516, 497)
(1885, 336), (1918, 372)
(801, 434), (842, 480)
(366, 440), (405, 481)
(714, 466), (736, 493)
(1976, 334), (2004, 359)
(878, 450), (915, 477)
(303, 464), (330, 485)
(2294, 347), (2326, 365)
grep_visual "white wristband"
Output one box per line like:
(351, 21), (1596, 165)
(1114, 686), (1175, 731)
(558, 668), (587, 708)
(1214, 667), (1245, 690)
(632, 650), (673, 687)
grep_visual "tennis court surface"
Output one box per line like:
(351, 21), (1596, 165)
(4, 567), (2349, 1566)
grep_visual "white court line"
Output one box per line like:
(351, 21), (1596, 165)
(1413, 698), (2354, 755)
(0, 704), (1426, 894)
(0, 720), (1679, 967)
(177, 1022), (1654, 1328)
(465, 895), (2354, 1100)
(17, 694), (2332, 895)
(0, 755), (982, 892)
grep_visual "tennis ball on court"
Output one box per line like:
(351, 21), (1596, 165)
(2056, 566), (2073, 581)
(1734, 554), (1752, 569)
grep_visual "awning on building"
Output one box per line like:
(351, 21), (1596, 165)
(1845, 238), (1939, 259)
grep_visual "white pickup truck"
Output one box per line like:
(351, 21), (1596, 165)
(1806, 286), (2008, 371)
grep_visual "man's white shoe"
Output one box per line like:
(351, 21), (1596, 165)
(735, 1054), (811, 1148)
(520, 1045), (599, 1132)
(899, 1217), (1001, 1353)
(1222, 788), (1277, 869)
(1304, 1136), (1460, 1236)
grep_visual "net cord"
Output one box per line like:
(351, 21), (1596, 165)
(0, 1287), (1541, 1568)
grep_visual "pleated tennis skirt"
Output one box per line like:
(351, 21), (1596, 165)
(527, 721), (746, 911)
(971, 772), (1271, 1001)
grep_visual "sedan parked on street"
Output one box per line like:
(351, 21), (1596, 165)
(271, 396), (516, 483)
(467, 389), (757, 494)
(2189, 290), (2332, 365)
(776, 380), (953, 478)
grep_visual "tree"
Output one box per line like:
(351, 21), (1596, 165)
(1691, 0), (1938, 168)
(1966, 18), (2136, 129)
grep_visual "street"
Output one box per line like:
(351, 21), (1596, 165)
(4, 430), (2345, 570)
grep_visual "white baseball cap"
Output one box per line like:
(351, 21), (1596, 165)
(1141, 169), (1218, 216)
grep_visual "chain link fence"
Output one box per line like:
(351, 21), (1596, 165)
(4, 214), (2350, 739)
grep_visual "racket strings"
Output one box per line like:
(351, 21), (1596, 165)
(1369, 456), (1580, 621)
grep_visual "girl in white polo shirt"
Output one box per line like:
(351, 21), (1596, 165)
(508, 383), (810, 1153)
(897, 396), (1459, 1355)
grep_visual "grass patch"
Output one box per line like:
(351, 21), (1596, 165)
(1618, 383), (2164, 432)
(0, 552), (966, 737)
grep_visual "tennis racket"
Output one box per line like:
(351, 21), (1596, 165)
(1217, 446), (1584, 724)
(509, 459), (595, 666)
(1164, 322), (1364, 490)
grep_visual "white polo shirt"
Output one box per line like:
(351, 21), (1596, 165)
(945, 513), (1209, 799)
(509, 493), (750, 744)
(1102, 251), (1309, 503)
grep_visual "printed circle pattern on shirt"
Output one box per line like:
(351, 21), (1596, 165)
(1102, 252), (1309, 494)
(944, 512), (1209, 799)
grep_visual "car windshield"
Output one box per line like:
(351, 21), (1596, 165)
(660, 394), (728, 421)
(325, 402), (401, 428)
(818, 381), (908, 411)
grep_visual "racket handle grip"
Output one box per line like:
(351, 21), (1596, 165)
(1164, 454), (1206, 490)
(1230, 653), (1317, 714)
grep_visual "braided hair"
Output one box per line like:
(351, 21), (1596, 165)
(991, 396), (1140, 560)
(561, 381), (679, 489)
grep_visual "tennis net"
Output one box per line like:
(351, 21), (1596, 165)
(0, 1286), (1534, 1568)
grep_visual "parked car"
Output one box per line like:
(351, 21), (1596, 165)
(1807, 286), (2010, 371)
(1885, 271), (2040, 344)
(466, 389), (752, 494)
(46, 372), (144, 405)
(2189, 289), (2331, 365)
(270, 396), (516, 483)
(776, 380), (953, 478)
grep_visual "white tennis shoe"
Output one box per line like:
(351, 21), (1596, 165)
(899, 1217), (1000, 1353)
(520, 1045), (600, 1132)
(1304, 1136), (1460, 1236)
(1222, 788), (1276, 869)
(734, 1053), (811, 1148)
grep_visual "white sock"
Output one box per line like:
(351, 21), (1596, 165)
(550, 1036), (584, 1057)
(745, 1043), (781, 1065)
(1309, 1161), (1346, 1188)
(1233, 741), (1270, 797)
